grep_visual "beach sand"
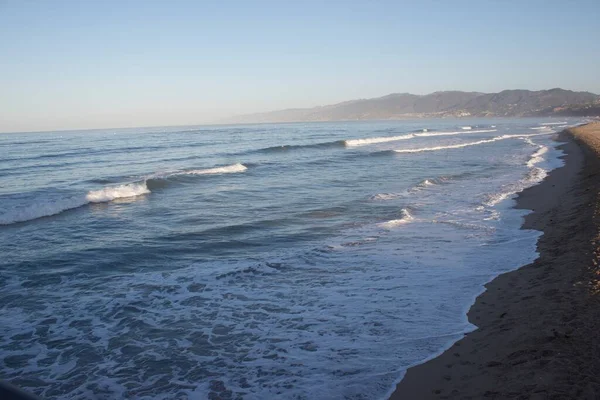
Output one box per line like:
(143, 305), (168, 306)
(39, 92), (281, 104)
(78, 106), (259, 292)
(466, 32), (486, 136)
(390, 122), (600, 399)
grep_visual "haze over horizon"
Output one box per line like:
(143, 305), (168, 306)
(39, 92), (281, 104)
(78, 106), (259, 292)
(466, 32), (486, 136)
(1, 0), (599, 133)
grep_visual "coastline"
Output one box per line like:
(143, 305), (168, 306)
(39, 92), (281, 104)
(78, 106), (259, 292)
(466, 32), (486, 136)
(390, 122), (600, 399)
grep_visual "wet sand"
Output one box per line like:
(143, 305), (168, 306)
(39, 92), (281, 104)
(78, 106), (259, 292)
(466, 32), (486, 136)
(391, 122), (600, 399)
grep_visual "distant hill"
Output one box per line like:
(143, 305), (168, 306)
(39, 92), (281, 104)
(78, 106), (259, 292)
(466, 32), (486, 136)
(225, 89), (600, 123)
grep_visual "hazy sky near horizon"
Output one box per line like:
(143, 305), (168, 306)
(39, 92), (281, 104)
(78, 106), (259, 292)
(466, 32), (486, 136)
(1, 0), (599, 132)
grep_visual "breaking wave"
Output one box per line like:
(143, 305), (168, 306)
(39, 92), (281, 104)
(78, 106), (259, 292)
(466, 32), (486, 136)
(370, 193), (400, 201)
(147, 163), (248, 180)
(483, 141), (552, 207)
(175, 163), (247, 176)
(0, 163), (248, 225)
(483, 167), (548, 207)
(377, 208), (414, 229)
(527, 146), (549, 168)
(256, 141), (345, 153)
(344, 129), (497, 147)
(393, 133), (552, 154)
(0, 183), (150, 225)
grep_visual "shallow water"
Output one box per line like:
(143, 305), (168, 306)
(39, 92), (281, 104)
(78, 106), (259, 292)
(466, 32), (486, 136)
(0, 118), (579, 399)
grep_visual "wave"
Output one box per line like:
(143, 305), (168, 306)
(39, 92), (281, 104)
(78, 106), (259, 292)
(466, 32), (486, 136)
(369, 172), (473, 201)
(369, 179), (441, 201)
(433, 219), (496, 233)
(370, 192), (401, 201)
(482, 137), (554, 207)
(345, 134), (417, 147)
(0, 183), (150, 225)
(145, 163), (248, 190)
(257, 141), (345, 153)
(177, 163), (247, 176)
(461, 126), (472, 130)
(377, 208), (414, 229)
(416, 129), (497, 137)
(146, 163), (248, 181)
(412, 176), (449, 190)
(393, 133), (551, 154)
(539, 121), (567, 125)
(0, 163), (248, 225)
(483, 167), (547, 207)
(344, 129), (497, 147)
(527, 146), (548, 168)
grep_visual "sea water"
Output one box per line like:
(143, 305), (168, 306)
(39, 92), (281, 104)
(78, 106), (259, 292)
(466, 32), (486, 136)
(0, 118), (582, 399)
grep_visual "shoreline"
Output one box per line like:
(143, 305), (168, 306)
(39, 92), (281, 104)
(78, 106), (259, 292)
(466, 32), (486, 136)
(390, 122), (600, 399)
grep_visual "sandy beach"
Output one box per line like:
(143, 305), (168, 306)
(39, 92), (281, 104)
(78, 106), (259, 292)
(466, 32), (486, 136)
(391, 122), (600, 399)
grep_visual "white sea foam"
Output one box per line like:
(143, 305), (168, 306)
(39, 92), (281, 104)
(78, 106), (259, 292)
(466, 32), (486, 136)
(410, 177), (447, 191)
(86, 182), (150, 202)
(527, 146), (549, 168)
(393, 133), (551, 154)
(378, 208), (414, 228)
(540, 121), (567, 125)
(484, 146), (552, 208)
(345, 134), (416, 146)
(370, 193), (401, 201)
(370, 176), (449, 201)
(483, 167), (547, 206)
(0, 183), (150, 225)
(461, 126), (472, 130)
(417, 129), (496, 137)
(148, 163), (248, 179)
(179, 163), (248, 176)
(344, 129), (497, 147)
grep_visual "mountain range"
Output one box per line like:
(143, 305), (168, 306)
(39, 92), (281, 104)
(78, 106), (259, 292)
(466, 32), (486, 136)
(225, 89), (600, 124)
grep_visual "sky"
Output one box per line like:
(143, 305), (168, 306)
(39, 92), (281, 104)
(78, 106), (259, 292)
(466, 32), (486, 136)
(1, 0), (599, 132)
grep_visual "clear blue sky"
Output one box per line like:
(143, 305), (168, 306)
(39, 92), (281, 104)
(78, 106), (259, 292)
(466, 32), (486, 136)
(1, 0), (599, 132)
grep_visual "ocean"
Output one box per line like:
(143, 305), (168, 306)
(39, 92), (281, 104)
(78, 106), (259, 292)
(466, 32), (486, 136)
(0, 118), (580, 399)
